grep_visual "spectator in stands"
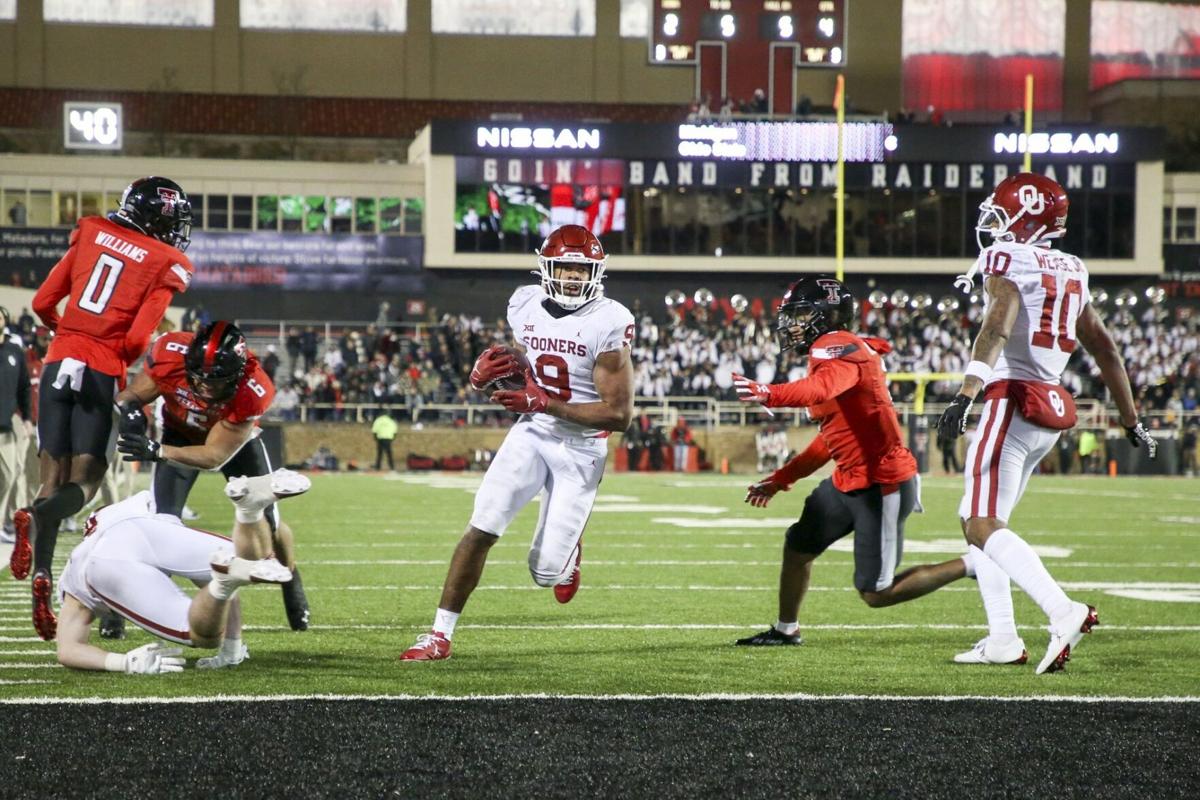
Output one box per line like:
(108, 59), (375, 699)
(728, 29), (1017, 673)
(262, 344), (280, 383)
(285, 327), (301, 374)
(1057, 431), (1076, 475)
(274, 383), (299, 422)
(372, 408), (397, 471)
(752, 88), (768, 114)
(375, 301), (391, 329)
(795, 95), (813, 118)
(299, 326), (319, 371)
(939, 429), (961, 474)
(1182, 423), (1197, 477)
(670, 417), (694, 472)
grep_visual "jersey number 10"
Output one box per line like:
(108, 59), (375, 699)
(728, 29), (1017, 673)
(1032, 273), (1083, 353)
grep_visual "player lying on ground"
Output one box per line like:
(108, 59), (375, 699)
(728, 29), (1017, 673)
(400, 224), (634, 662)
(55, 469), (310, 673)
(114, 321), (310, 635)
(733, 276), (969, 646)
(937, 172), (1155, 674)
(12, 176), (194, 641)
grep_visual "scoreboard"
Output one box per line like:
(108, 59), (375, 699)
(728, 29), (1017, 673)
(650, 0), (847, 67)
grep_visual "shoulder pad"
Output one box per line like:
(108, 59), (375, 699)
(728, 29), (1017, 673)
(508, 284), (542, 310)
(810, 331), (864, 362)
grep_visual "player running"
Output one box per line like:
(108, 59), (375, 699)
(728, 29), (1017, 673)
(937, 172), (1155, 674)
(733, 277), (969, 646)
(12, 176), (194, 641)
(55, 469), (310, 674)
(113, 321), (310, 633)
(400, 224), (634, 662)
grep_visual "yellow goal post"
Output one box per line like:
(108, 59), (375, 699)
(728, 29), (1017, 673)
(886, 372), (964, 415)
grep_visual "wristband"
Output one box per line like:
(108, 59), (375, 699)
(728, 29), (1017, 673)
(105, 652), (126, 672)
(964, 360), (993, 384)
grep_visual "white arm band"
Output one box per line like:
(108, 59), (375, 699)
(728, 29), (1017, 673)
(964, 360), (993, 384)
(105, 652), (126, 673)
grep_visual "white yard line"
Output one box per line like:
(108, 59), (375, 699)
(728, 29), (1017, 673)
(239, 622), (1200, 633)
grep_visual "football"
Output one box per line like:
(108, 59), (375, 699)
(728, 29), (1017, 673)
(488, 347), (530, 392)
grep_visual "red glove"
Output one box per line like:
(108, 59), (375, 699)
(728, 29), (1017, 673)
(732, 373), (771, 406)
(745, 476), (790, 508)
(491, 369), (550, 414)
(470, 346), (519, 391)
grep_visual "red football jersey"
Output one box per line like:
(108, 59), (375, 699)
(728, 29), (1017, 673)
(144, 331), (275, 446)
(34, 216), (193, 380)
(767, 332), (916, 490)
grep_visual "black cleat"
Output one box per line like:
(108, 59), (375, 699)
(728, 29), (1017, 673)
(735, 627), (803, 647)
(281, 566), (310, 631)
(98, 612), (126, 640)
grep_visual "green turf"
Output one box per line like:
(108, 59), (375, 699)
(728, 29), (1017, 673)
(2, 470), (1198, 700)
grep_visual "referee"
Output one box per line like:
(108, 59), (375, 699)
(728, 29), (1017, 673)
(0, 308), (32, 541)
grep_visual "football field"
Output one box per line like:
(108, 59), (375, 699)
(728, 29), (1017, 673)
(3, 469), (1197, 701)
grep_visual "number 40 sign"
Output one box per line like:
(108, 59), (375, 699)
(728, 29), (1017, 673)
(63, 101), (123, 151)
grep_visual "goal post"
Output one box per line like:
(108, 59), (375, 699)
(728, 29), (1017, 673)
(887, 372), (964, 415)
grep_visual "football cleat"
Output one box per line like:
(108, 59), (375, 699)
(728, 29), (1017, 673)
(953, 637), (1028, 665)
(1036, 603), (1099, 675)
(197, 643), (250, 670)
(99, 612), (127, 640)
(225, 469), (312, 511)
(399, 631), (451, 662)
(554, 540), (582, 604)
(31, 568), (56, 641)
(735, 627), (804, 646)
(10, 508), (34, 580)
(210, 551), (293, 585)
(281, 567), (310, 631)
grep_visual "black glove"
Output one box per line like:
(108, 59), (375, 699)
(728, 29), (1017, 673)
(117, 401), (148, 437)
(117, 433), (163, 463)
(1123, 420), (1158, 460)
(936, 394), (973, 450)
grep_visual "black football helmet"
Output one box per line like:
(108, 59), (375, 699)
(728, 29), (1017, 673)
(185, 321), (248, 404)
(776, 276), (855, 354)
(109, 176), (193, 252)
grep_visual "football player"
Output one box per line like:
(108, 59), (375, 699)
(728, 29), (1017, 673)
(936, 172), (1154, 674)
(55, 470), (309, 674)
(113, 321), (310, 633)
(12, 176), (194, 641)
(733, 277), (969, 646)
(400, 224), (635, 661)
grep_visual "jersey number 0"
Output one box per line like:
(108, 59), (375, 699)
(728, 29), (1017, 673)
(78, 253), (125, 315)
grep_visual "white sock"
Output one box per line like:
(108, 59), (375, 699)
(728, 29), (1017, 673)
(219, 637), (243, 660)
(433, 608), (460, 641)
(961, 549), (976, 578)
(235, 506), (265, 524)
(970, 545), (1018, 645)
(775, 620), (800, 636)
(206, 576), (241, 602)
(983, 528), (1074, 622)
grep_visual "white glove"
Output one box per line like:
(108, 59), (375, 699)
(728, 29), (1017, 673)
(122, 642), (185, 675)
(197, 643), (249, 670)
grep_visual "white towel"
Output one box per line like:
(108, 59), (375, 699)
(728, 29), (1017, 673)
(51, 357), (87, 392)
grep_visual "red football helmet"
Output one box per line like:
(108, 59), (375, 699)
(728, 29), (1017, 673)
(535, 224), (607, 309)
(976, 172), (1068, 250)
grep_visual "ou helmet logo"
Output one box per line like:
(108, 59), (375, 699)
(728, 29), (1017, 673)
(1017, 184), (1045, 214)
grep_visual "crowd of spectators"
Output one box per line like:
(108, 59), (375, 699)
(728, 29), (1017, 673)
(267, 286), (1199, 423)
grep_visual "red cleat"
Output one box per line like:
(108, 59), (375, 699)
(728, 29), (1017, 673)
(10, 508), (34, 580)
(554, 540), (582, 604)
(32, 569), (57, 641)
(399, 631), (451, 662)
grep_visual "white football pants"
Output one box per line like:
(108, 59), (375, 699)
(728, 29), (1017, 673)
(958, 396), (1060, 523)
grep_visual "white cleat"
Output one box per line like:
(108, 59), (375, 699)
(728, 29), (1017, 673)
(197, 643), (250, 670)
(225, 469), (312, 514)
(210, 550), (294, 585)
(953, 637), (1029, 665)
(1036, 602), (1100, 675)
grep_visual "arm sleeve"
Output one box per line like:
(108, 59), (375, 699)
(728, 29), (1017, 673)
(770, 434), (832, 486)
(766, 359), (860, 408)
(32, 250), (76, 331)
(122, 287), (175, 363)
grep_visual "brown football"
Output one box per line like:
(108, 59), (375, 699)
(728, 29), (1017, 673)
(489, 347), (530, 391)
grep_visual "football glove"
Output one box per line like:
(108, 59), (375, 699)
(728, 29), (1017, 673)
(745, 476), (790, 508)
(936, 394), (973, 449)
(117, 401), (148, 437)
(732, 373), (771, 406)
(491, 369), (550, 414)
(123, 643), (184, 675)
(470, 346), (520, 391)
(117, 433), (163, 463)
(1123, 420), (1158, 459)
(197, 642), (249, 670)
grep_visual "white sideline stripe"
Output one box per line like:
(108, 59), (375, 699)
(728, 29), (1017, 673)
(0, 680), (55, 686)
(0, 636), (46, 642)
(0, 649), (54, 655)
(0, 663), (59, 669)
(1, 692), (1197, 706)
(240, 622), (1200, 633)
(321, 581), (1200, 592)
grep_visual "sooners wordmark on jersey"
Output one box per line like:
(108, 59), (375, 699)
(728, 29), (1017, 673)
(145, 331), (274, 446)
(976, 242), (1090, 384)
(506, 285), (634, 439)
(34, 216), (194, 378)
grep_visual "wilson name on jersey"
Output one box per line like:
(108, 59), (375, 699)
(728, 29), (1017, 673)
(506, 285), (634, 438)
(976, 242), (1090, 384)
(144, 332), (274, 445)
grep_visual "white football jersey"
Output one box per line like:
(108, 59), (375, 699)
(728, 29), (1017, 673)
(974, 242), (1090, 384)
(507, 284), (635, 438)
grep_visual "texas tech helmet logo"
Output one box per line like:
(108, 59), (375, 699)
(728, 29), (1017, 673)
(816, 279), (843, 304)
(157, 187), (181, 216)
